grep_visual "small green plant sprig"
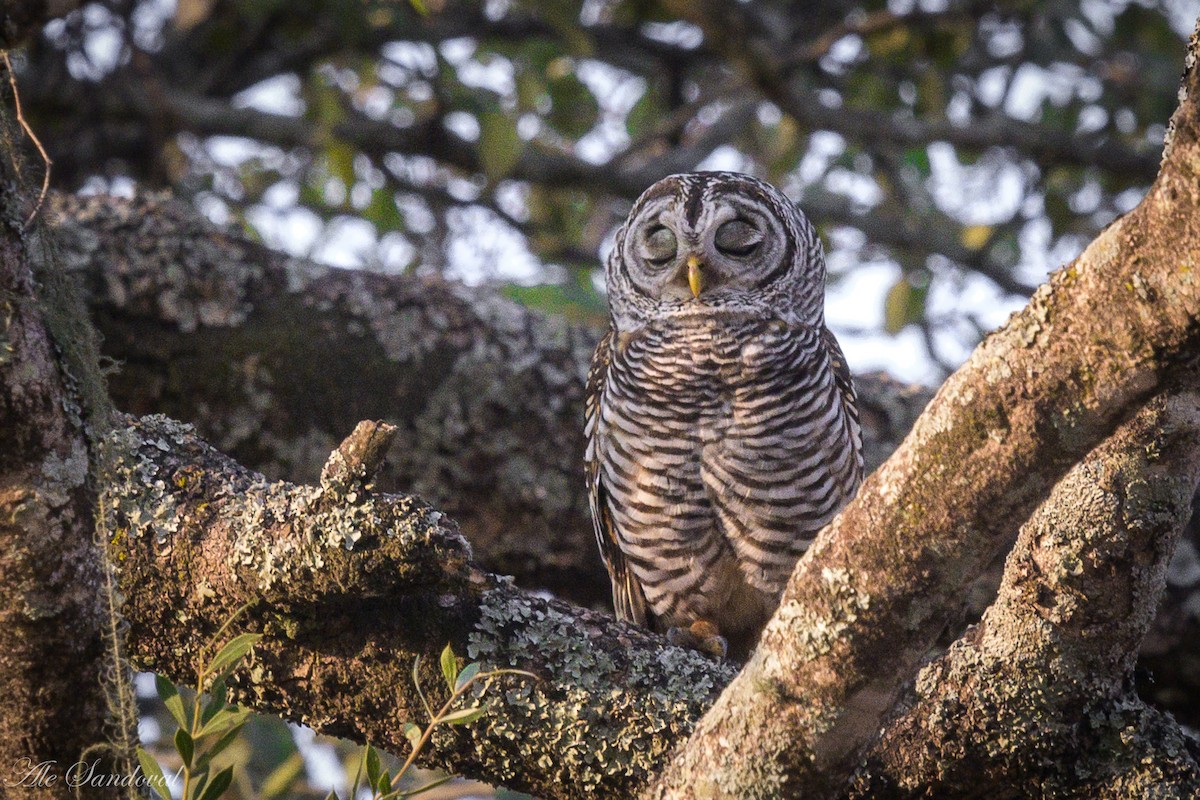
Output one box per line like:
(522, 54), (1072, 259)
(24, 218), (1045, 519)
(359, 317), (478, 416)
(343, 644), (535, 800)
(136, 604), (262, 800)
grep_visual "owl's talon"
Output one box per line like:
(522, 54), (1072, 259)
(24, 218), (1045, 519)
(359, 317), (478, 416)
(667, 620), (728, 659)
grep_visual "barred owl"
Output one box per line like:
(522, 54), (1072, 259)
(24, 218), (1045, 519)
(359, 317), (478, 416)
(584, 171), (863, 660)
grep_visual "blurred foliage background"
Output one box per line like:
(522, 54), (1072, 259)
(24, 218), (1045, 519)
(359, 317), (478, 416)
(16, 0), (1197, 373)
(12, 0), (1200, 796)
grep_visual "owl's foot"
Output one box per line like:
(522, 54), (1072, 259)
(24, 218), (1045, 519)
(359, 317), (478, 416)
(667, 619), (728, 659)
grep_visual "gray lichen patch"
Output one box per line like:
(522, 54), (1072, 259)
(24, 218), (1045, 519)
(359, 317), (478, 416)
(768, 566), (871, 664)
(39, 436), (88, 491)
(461, 587), (733, 794)
(97, 418), (189, 545)
(48, 193), (260, 333)
(99, 414), (469, 594)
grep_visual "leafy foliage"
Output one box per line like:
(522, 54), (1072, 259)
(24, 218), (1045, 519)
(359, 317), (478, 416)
(18, 0), (1191, 360)
(137, 605), (261, 800)
(139, 617), (534, 800)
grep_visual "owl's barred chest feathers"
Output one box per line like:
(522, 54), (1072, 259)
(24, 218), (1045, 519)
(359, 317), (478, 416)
(586, 170), (863, 660)
(593, 315), (860, 653)
(607, 316), (813, 444)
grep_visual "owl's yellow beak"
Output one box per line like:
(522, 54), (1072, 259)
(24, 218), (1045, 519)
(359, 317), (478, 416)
(686, 254), (703, 298)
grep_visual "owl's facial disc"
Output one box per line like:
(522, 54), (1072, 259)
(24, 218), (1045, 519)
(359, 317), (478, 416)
(624, 198), (786, 306)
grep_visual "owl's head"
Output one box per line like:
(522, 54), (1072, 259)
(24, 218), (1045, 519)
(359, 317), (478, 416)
(605, 172), (825, 329)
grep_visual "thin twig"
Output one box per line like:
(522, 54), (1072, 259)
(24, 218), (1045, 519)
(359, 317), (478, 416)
(1, 50), (52, 228)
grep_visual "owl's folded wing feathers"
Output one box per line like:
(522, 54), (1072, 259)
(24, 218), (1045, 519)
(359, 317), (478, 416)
(585, 328), (653, 628)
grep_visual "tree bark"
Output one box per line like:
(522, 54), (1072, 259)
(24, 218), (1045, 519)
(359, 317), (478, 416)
(95, 380), (1200, 799)
(850, 391), (1200, 798)
(0, 168), (121, 794)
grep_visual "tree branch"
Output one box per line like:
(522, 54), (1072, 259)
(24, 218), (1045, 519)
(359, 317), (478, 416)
(673, 0), (1162, 181)
(852, 391), (1200, 797)
(101, 414), (734, 800)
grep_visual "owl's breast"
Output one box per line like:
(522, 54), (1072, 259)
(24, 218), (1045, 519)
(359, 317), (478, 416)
(625, 320), (753, 426)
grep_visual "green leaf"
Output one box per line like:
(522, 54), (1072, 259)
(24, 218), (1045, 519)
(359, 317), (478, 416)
(884, 277), (912, 335)
(410, 657), (434, 719)
(440, 644), (458, 691)
(902, 147), (930, 175)
(402, 722), (423, 751)
(175, 728), (195, 767)
(546, 70), (598, 139)
(155, 674), (188, 729)
(326, 141), (356, 195)
(501, 274), (606, 324)
(479, 112), (523, 180)
(136, 747), (171, 800)
(193, 723), (245, 771)
(625, 88), (657, 139)
(201, 679), (227, 726)
(348, 745), (366, 799)
(439, 705), (487, 726)
(960, 225), (993, 251)
(378, 770), (391, 795)
(197, 706), (251, 739)
(364, 188), (404, 232)
(883, 274), (929, 335)
(258, 752), (305, 800)
(454, 662), (481, 691)
(197, 765), (234, 800)
(190, 771), (209, 800)
(207, 633), (263, 677)
(365, 744), (382, 791)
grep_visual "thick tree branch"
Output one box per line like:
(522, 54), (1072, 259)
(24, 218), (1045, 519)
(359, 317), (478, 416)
(0, 148), (117, 794)
(103, 388), (1200, 800)
(852, 391), (1200, 798)
(646, 27), (1200, 798)
(101, 414), (734, 800)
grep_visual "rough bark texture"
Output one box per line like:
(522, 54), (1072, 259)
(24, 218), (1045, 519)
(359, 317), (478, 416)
(96, 394), (1200, 800)
(644, 28), (1200, 799)
(101, 414), (734, 800)
(45, 192), (930, 609)
(850, 391), (1200, 798)
(0, 182), (116, 793)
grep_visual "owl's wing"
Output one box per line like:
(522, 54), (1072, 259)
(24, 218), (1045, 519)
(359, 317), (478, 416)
(821, 325), (865, 476)
(585, 328), (652, 627)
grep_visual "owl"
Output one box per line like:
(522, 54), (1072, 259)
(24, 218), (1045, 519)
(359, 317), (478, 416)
(584, 171), (863, 660)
